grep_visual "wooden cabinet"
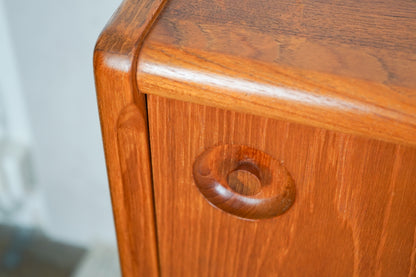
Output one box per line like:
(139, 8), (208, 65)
(147, 96), (416, 277)
(94, 0), (416, 276)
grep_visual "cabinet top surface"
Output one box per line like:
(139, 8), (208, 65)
(137, 0), (416, 145)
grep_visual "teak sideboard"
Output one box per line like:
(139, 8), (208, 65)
(93, 0), (416, 276)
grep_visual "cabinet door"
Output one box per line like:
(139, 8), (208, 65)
(147, 95), (416, 277)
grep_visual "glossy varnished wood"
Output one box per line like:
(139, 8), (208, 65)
(138, 0), (416, 146)
(147, 95), (416, 277)
(93, 0), (167, 275)
(193, 144), (296, 220)
(96, 0), (416, 276)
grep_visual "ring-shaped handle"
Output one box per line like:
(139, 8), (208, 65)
(193, 145), (296, 220)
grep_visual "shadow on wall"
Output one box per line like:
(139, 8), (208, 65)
(0, 0), (122, 276)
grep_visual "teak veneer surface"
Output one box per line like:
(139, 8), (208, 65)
(94, 0), (416, 276)
(93, 0), (168, 275)
(147, 95), (416, 277)
(137, 0), (416, 146)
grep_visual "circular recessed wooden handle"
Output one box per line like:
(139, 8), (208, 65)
(192, 145), (296, 220)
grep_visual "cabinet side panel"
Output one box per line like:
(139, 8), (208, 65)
(148, 95), (416, 277)
(93, 0), (168, 275)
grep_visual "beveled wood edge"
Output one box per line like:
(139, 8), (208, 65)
(93, 0), (168, 276)
(137, 42), (416, 147)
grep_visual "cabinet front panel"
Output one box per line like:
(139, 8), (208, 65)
(147, 95), (416, 277)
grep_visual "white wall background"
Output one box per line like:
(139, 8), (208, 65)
(1, 0), (120, 247)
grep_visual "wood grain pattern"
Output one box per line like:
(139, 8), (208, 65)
(147, 95), (416, 277)
(137, 0), (416, 146)
(93, 0), (167, 275)
(193, 144), (296, 220)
